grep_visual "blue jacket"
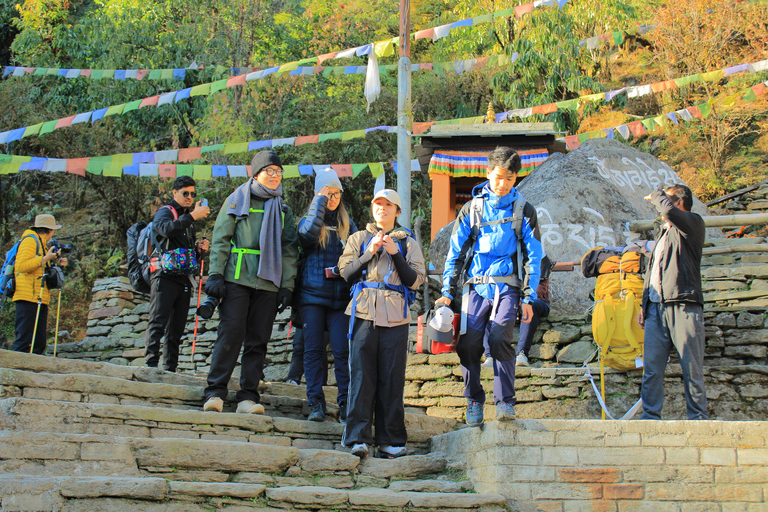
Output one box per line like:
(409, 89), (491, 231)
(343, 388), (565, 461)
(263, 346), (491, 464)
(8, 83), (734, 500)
(442, 182), (543, 303)
(296, 195), (358, 310)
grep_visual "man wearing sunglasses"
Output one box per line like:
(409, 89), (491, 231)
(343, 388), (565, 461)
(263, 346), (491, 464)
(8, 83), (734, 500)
(144, 175), (210, 372)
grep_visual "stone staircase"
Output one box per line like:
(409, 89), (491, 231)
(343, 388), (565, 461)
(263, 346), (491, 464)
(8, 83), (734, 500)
(0, 350), (508, 511)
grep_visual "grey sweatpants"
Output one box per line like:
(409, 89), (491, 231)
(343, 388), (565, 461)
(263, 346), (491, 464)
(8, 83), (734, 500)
(640, 301), (708, 420)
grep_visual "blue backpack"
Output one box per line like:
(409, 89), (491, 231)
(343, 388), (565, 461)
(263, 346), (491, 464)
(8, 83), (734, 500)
(0, 234), (41, 307)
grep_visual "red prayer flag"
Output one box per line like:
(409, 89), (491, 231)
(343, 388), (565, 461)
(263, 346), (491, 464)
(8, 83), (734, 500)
(564, 135), (581, 150)
(140, 96), (160, 108)
(331, 164), (353, 178)
(514, 3), (534, 18)
(627, 121), (646, 137)
(752, 83), (767, 96)
(54, 115), (76, 130)
(413, 122), (435, 135)
(158, 164), (176, 179)
(318, 52), (338, 65)
(80, 69), (92, 78)
(414, 28), (435, 40)
(295, 135), (320, 146)
(66, 158), (89, 176)
(419, 63), (433, 71)
(227, 74), (247, 87)
(531, 103), (557, 115)
(313, 66), (325, 75)
(688, 106), (702, 118)
(136, 70), (149, 80)
(178, 148), (202, 162)
(246, 165), (253, 177)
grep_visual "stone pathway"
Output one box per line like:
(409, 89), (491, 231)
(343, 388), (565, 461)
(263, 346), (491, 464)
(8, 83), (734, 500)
(0, 350), (507, 511)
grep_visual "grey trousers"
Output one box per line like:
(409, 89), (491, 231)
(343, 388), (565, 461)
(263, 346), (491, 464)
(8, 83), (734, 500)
(641, 302), (708, 420)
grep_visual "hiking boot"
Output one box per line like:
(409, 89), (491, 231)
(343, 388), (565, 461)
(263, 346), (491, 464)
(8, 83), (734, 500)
(307, 400), (326, 422)
(236, 400), (265, 415)
(496, 401), (516, 421)
(286, 379), (299, 386)
(203, 397), (223, 413)
(481, 356), (494, 368)
(338, 401), (348, 425)
(378, 445), (407, 459)
(351, 443), (368, 457)
(466, 400), (484, 426)
(516, 353), (530, 367)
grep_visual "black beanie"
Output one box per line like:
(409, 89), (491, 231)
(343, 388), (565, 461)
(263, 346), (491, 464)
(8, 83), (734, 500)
(251, 150), (282, 175)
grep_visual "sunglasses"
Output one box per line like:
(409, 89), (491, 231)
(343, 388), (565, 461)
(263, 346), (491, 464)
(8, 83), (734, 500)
(181, 191), (197, 198)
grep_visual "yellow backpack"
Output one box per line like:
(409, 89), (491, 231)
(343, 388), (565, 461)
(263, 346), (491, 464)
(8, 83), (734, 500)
(582, 248), (646, 371)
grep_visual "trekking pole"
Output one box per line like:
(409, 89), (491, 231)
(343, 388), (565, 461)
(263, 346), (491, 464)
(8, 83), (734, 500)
(192, 259), (204, 355)
(53, 289), (62, 357)
(30, 272), (46, 355)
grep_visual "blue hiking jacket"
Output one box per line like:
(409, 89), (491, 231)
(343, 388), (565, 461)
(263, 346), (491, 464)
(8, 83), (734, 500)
(442, 181), (543, 303)
(296, 195), (358, 310)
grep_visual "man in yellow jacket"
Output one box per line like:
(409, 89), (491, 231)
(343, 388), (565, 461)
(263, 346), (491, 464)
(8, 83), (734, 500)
(12, 214), (67, 354)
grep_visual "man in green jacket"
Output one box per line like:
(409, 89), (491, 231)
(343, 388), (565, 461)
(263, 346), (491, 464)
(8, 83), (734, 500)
(202, 150), (299, 414)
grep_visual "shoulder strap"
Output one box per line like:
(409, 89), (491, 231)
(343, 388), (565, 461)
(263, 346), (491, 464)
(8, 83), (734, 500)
(22, 234), (42, 257)
(468, 197), (484, 241)
(514, 196), (525, 281)
(154, 205), (180, 252)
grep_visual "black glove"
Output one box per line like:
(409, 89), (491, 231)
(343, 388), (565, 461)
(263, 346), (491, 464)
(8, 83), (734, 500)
(204, 274), (227, 299)
(277, 287), (292, 314)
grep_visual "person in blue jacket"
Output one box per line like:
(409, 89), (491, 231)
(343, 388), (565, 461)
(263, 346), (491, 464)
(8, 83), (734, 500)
(437, 146), (543, 426)
(297, 168), (357, 423)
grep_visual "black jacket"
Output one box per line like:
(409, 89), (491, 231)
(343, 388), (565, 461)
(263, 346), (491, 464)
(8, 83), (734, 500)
(641, 188), (705, 311)
(153, 199), (198, 282)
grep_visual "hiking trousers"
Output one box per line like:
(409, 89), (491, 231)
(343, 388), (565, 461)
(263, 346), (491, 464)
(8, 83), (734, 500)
(144, 275), (191, 372)
(13, 300), (47, 355)
(641, 301), (708, 420)
(301, 304), (349, 408)
(205, 282), (278, 403)
(517, 298), (550, 357)
(342, 319), (408, 448)
(457, 289), (518, 405)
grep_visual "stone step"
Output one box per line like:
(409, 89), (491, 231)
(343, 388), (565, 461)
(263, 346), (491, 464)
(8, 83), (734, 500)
(0, 475), (507, 511)
(0, 397), (442, 450)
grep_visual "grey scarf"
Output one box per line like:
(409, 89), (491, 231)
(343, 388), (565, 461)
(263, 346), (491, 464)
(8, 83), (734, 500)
(250, 179), (284, 288)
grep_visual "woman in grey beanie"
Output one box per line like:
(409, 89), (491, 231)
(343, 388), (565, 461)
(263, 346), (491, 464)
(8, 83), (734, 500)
(295, 168), (358, 423)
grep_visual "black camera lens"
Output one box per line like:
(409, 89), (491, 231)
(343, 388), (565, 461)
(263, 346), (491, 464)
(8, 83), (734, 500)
(197, 296), (221, 319)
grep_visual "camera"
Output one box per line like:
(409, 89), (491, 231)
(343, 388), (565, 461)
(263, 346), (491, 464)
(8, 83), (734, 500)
(197, 295), (220, 319)
(49, 239), (73, 254)
(324, 266), (340, 279)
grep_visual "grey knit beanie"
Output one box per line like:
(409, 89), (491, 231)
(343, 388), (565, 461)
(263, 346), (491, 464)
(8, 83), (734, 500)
(314, 167), (343, 194)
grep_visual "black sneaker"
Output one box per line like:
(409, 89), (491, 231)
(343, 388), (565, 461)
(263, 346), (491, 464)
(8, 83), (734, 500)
(308, 400), (326, 422)
(338, 401), (347, 424)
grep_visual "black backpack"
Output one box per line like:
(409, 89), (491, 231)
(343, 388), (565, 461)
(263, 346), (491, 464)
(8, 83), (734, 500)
(126, 221), (150, 294)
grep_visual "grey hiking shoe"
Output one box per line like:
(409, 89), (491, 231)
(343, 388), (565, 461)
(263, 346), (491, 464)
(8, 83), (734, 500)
(466, 400), (484, 426)
(496, 401), (516, 421)
(236, 400), (265, 415)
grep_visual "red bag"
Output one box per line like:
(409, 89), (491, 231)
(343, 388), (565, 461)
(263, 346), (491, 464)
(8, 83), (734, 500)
(414, 308), (460, 354)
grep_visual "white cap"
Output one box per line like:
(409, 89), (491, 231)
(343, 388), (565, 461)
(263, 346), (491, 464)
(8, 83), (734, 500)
(371, 189), (402, 210)
(429, 305), (455, 333)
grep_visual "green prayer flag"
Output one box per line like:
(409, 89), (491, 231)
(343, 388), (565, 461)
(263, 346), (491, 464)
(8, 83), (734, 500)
(22, 124), (43, 138)
(102, 69), (116, 79)
(201, 144), (225, 154)
(282, 165), (300, 178)
(176, 164), (193, 177)
(332, 67), (345, 75)
(33, 68), (47, 76)
(210, 79), (227, 94)
(589, 130), (606, 139)
(380, 65), (396, 75)
(674, 74), (700, 87)
(432, 62), (445, 76)
(123, 100), (142, 114)
(90, 70), (103, 80)
(318, 132), (343, 142)
(612, 31), (624, 46)
(577, 133), (590, 143)
(352, 163), (368, 177)
(148, 70), (162, 80)
(641, 118), (655, 131)
(555, 99), (579, 111)
(103, 163), (123, 177)
(322, 67), (334, 77)
(214, 65), (227, 76)
(743, 89), (758, 102)
(10, 155), (31, 163)
(222, 143), (249, 155)
(698, 103), (712, 119)
(160, 69), (174, 80)
(369, 162), (385, 178)
(495, 7), (515, 16)
(104, 104), (126, 117)
(86, 156), (108, 175)
(39, 121), (58, 136)
(193, 165), (212, 180)
(190, 84), (211, 96)
(654, 115), (668, 128)
(341, 130), (365, 141)
(46, 68), (59, 76)
(473, 14), (493, 24)
(0, 155), (11, 163)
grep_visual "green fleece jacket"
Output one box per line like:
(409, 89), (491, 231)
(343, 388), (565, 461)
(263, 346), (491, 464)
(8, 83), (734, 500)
(208, 195), (299, 292)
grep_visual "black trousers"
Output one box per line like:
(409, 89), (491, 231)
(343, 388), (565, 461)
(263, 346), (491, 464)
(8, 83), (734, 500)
(13, 300), (48, 354)
(342, 319), (408, 448)
(205, 282), (278, 403)
(144, 275), (191, 371)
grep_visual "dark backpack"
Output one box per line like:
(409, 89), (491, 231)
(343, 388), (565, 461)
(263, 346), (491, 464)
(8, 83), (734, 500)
(126, 205), (177, 294)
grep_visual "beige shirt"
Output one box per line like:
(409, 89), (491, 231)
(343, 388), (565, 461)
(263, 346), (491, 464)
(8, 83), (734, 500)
(338, 224), (426, 328)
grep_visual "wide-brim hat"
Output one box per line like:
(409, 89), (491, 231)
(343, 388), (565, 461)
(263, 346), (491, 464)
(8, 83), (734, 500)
(34, 214), (61, 230)
(371, 189), (402, 210)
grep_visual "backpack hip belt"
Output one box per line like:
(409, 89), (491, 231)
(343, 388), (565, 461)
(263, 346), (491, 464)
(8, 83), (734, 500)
(460, 275), (521, 335)
(230, 243), (260, 280)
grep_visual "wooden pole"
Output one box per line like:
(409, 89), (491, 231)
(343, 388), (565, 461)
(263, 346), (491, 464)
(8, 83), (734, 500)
(628, 213), (768, 232)
(397, 0), (412, 228)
